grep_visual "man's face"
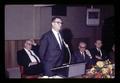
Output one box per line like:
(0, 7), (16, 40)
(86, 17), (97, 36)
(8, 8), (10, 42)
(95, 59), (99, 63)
(78, 43), (86, 52)
(95, 40), (102, 48)
(25, 41), (32, 50)
(52, 18), (62, 31)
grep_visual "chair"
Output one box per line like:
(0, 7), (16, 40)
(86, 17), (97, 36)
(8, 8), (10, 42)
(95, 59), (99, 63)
(6, 67), (21, 78)
(19, 65), (25, 78)
(19, 65), (40, 79)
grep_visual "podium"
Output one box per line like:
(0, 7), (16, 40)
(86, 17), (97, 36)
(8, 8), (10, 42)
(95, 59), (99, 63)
(51, 63), (86, 78)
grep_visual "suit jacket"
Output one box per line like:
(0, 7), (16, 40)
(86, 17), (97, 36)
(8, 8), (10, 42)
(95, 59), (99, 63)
(17, 49), (43, 75)
(89, 48), (107, 64)
(71, 51), (91, 64)
(71, 51), (93, 69)
(39, 30), (68, 76)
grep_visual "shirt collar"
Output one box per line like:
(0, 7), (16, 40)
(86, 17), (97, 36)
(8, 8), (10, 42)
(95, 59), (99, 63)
(24, 48), (32, 52)
(96, 48), (101, 51)
(52, 28), (59, 35)
(80, 51), (84, 54)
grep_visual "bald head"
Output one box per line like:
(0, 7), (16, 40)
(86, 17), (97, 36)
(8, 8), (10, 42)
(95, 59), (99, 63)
(78, 42), (87, 52)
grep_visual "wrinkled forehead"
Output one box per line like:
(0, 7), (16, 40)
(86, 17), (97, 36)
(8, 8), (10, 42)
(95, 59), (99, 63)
(79, 43), (86, 47)
(54, 18), (62, 22)
(25, 40), (32, 44)
(96, 40), (102, 44)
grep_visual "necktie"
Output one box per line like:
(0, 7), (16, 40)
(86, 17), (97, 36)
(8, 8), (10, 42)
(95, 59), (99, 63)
(82, 52), (85, 60)
(98, 49), (102, 57)
(29, 50), (40, 63)
(58, 33), (63, 49)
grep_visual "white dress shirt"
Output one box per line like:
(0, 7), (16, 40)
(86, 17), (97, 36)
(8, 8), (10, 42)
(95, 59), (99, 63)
(80, 51), (85, 60)
(52, 28), (62, 49)
(24, 48), (40, 63)
(96, 48), (102, 57)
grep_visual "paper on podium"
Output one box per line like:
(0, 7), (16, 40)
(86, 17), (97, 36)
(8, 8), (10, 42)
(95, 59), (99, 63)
(51, 63), (86, 77)
(51, 64), (70, 70)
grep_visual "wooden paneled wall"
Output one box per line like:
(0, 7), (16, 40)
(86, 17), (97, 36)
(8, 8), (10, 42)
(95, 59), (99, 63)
(5, 40), (25, 68)
(5, 39), (39, 68)
(5, 38), (90, 68)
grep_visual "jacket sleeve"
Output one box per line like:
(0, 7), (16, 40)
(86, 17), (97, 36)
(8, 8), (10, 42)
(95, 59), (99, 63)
(17, 51), (30, 67)
(71, 52), (76, 64)
(39, 35), (48, 61)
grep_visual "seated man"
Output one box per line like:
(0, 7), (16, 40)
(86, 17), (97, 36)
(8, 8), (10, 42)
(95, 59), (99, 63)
(89, 40), (107, 65)
(17, 39), (43, 76)
(71, 42), (93, 69)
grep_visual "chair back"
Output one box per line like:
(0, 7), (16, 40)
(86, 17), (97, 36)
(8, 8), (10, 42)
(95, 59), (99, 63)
(6, 67), (21, 78)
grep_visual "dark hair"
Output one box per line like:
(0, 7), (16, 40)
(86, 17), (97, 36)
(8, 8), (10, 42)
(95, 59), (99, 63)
(51, 16), (62, 22)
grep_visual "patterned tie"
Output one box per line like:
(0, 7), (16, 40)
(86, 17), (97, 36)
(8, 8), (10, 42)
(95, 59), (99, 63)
(29, 50), (40, 63)
(58, 33), (63, 49)
(98, 49), (102, 57)
(82, 52), (85, 60)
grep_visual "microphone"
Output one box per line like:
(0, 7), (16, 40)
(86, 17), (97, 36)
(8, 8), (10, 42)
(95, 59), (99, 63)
(62, 39), (72, 65)
(50, 39), (71, 71)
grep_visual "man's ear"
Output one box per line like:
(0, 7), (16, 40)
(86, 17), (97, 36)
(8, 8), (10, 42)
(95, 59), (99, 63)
(51, 22), (54, 26)
(94, 43), (96, 46)
(24, 43), (27, 47)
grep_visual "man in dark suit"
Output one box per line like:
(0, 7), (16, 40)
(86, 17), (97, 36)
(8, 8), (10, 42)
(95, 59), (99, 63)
(89, 40), (107, 65)
(17, 40), (43, 75)
(39, 16), (69, 76)
(71, 42), (92, 69)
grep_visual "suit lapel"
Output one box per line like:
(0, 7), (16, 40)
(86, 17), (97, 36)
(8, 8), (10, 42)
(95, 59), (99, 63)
(95, 48), (100, 56)
(50, 30), (61, 49)
(23, 49), (31, 63)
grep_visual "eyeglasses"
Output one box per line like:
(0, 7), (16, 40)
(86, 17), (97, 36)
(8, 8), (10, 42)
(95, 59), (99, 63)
(80, 46), (86, 48)
(27, 43), (32, 46)
(54, 21), (63, 24)
(97, 43), (102, 45)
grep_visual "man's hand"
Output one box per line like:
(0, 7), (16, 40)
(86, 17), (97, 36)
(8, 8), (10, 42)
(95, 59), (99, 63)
(85, 49), (92, 59)
(28, 62), (38, 67)
(95, 55), (102, 60)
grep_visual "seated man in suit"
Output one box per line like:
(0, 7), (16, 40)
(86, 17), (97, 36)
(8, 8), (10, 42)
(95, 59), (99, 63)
(89, 40), (107, 65)
(17, 39), (43, 76)
(71, 42), (92, 69)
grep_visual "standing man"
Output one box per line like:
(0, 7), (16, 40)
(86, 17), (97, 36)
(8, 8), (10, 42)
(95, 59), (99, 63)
(39, 16), (68, 76)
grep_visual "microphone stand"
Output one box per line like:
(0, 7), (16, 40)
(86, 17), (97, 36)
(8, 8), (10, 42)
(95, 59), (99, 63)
(50, 39), (72, 71)
(62, 39), (72, 65)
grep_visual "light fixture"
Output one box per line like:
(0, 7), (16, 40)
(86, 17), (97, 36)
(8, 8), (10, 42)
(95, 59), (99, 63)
(33, 4), (55, 7)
